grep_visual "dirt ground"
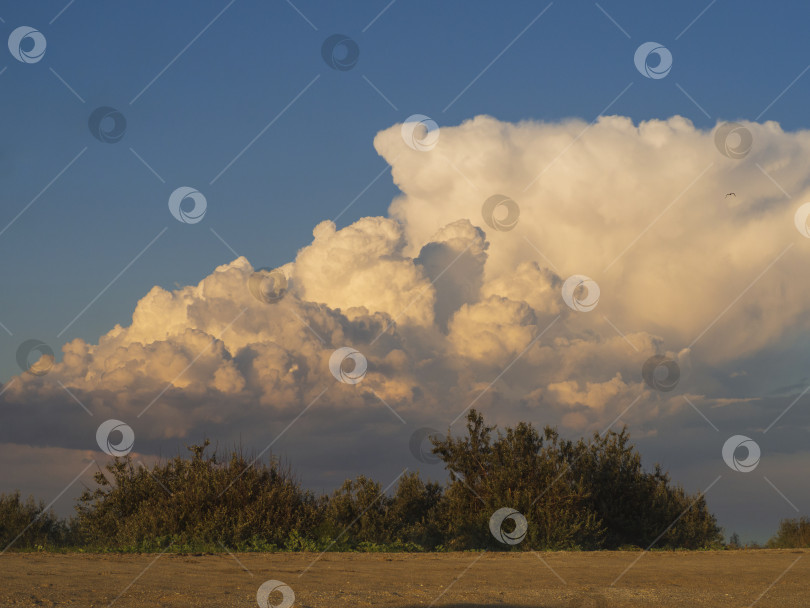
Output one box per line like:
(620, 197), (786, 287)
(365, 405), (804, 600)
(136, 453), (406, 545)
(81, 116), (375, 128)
(1, 550), (808, 607)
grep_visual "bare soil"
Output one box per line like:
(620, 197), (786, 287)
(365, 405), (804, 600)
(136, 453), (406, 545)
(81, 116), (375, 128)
(1, 550), (808, 607)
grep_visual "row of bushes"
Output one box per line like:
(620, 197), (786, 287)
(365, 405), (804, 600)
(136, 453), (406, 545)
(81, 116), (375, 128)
(0, 410), (764, 552)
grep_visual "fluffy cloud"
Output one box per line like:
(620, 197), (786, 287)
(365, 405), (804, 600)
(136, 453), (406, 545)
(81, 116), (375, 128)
(3, 115), (810, 507)
(379, 115), (810, 362)
(295, 217), (436, 326)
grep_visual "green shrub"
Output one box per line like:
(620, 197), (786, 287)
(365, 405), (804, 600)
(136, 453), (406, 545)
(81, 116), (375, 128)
(431, 411), (604, 550)
(568, 428), (722, 549)
(768, 517), (810, 548)
(74, 440), (321, 550)
(430, 410), (722, 550)
(0, 491), (70, 550)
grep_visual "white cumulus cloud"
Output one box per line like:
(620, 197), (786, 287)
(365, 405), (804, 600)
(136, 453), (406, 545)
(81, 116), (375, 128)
(3, 115), (810, 497)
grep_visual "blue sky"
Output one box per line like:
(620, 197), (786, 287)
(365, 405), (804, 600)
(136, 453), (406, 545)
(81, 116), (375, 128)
(3, 1), (810, 543)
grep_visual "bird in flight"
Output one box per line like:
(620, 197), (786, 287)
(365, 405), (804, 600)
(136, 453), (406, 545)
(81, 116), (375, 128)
(725, 192), (736, 197)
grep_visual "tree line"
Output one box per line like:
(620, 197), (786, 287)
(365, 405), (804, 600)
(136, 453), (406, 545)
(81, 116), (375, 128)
(1, 409), (795, 552)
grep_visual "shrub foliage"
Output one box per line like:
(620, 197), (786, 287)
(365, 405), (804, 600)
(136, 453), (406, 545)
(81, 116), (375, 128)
(2, 410), (725, 551)
(767, 517), (810, 548)
(0, 491), (70, 549)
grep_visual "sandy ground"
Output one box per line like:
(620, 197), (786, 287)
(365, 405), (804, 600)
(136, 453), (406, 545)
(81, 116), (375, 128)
(1, 550), (808, 607)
